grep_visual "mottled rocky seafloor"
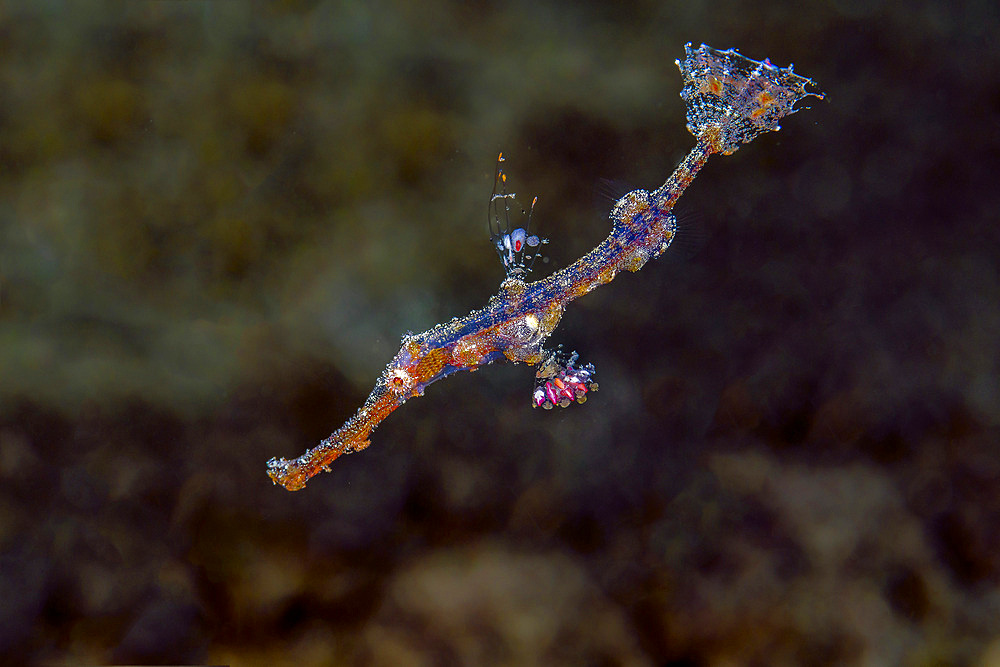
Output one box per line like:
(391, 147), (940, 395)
(2, 1), (999, 665)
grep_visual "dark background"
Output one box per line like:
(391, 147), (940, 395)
(2, 1), (999, 664)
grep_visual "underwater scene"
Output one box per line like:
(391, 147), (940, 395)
(1, 1), (998, 664)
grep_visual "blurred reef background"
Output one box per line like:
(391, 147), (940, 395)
(2, 0), (1000, 665)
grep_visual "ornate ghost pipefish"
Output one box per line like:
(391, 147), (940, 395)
(267, 43), (824, 491)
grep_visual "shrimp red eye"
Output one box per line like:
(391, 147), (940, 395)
(488, 157), (548, 279)
(509, 227), (526, 253)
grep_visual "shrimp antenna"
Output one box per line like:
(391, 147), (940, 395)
(488, 153), (548, 280)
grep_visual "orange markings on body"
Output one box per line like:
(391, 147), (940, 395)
(414, 347), (450, 381)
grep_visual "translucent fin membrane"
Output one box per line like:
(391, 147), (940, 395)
(677, 43), (824, 155)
